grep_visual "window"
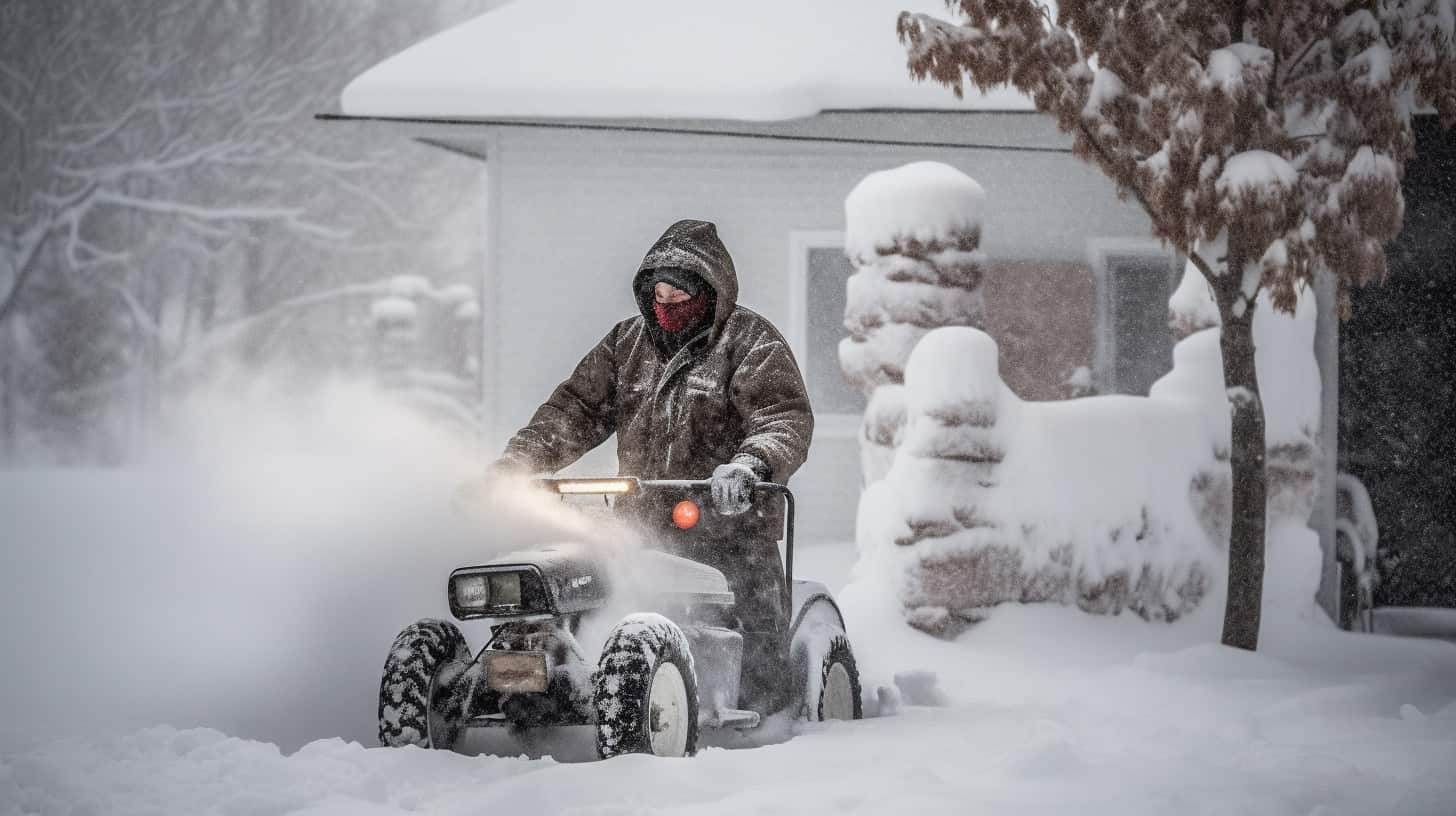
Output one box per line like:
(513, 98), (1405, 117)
(788, 231), (864, 437)
(1088, 239), (1182, 396)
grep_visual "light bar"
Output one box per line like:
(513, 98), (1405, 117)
(549, 478), (639, 495)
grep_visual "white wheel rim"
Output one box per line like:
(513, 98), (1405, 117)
(647, 661), (689, 756)
(822, 662), (855, 721)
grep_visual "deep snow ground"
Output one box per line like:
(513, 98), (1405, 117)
(3, 381), (1455, 815)
(6, 606), (1455, 816)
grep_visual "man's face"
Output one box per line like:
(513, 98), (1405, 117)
(654, 281), (692, 304)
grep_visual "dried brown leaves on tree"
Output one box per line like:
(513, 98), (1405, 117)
(899, 0), (1455, 314)
(898, 0), (1455, 649)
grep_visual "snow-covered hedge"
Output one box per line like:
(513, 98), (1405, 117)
(850, 257), (1324, 637)
(853, 326), (1229, 637)
(840, 162), (988, 484)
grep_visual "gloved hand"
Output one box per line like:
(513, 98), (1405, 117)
(710, 462), (758, 516)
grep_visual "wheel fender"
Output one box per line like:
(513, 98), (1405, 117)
(789, 583), (847, 643)
(787, 591), (853, 716)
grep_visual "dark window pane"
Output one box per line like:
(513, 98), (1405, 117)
(805, 247), (865, 415)
(1105, 254), (1173, 395)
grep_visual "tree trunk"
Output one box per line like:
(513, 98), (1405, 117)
(1218, 282), (1267, 650)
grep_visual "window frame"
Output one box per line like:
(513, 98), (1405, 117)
(788, 230), (862, 439)
(1086, 237), (1183, 396)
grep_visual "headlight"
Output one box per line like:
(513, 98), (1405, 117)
(488, 572), (522, 608)
(454, 575), (488, 609)
(450, 569), (536, 619)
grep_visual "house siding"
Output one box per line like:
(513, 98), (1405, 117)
(482, 113), (1152, 543)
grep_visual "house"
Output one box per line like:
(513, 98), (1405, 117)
(324, 0), (1357, 620)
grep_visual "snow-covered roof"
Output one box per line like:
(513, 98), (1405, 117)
(340, 0), (1034, 122)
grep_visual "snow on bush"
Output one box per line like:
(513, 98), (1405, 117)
(840, 162), (988, 484)
(368, 276), (481, 431)
(1171, 255), (1324, 617)
(1169, 261), (1221, 340)
(850, 327), (1225, 638)
(849, 253), (1326, 637)
(370, 295), (420, 326)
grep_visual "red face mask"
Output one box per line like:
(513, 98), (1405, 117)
(653, 295), (709, 333)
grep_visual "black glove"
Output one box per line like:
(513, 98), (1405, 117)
(710, 462), (757, 516)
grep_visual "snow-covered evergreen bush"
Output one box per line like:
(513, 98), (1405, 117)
(854, 327), (1223, 638)
(840, 162), (987, 484)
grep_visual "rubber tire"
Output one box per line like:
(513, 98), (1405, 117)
(593, 615), (699, 759)
(808, 635), (864, 721)
(378, 619), (471, 749)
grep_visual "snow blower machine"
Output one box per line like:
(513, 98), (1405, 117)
(378, 477), (862, 758)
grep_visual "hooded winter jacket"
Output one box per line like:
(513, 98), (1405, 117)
(497, 219), (813, 491)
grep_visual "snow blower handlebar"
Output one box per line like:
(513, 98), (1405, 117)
(534, 477), (796, 591)
(640, 479), (796, 594)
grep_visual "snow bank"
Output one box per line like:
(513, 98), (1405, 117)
(852, 327), (1225, 638)
(340, 0), (1033, 121)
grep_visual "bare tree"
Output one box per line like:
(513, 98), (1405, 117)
(898, 0), (1455, 649)
(0, 0), (492, 458)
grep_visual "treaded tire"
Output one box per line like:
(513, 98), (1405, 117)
(378, 619), (471, 749)
(810, 635), (863, 721)
(593, 613), (699, 759)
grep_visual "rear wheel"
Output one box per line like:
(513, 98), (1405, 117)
(593, 613), (698, 758)
(378, 619), (471, 749)
(814, 636), (863, 721)
(792, 621), (863, 722)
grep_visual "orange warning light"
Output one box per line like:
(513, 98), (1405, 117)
(672, 500), (700, 529)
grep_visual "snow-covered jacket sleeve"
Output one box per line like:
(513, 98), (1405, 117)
(727, 326), (814, 483)
(497, 327), (618, 474)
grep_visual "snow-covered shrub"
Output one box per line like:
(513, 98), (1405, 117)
(840, 161), (987, 484)
(368, 274), (481, 431)
(854, 327), (1225, 638)
(1169, 261), (1324, 617)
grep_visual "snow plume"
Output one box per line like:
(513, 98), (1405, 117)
(0, 374), (604, 754)
(840, 162), (988, 484)
(845, 327), (1224, 640)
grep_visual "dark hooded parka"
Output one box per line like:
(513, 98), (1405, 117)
(496, 220), (814, 666)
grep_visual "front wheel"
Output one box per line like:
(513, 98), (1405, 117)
(378, 619), (472, 749)
(593, 613), (699, 758)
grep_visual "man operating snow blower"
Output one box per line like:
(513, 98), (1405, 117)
(474, 218), (814, 712)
